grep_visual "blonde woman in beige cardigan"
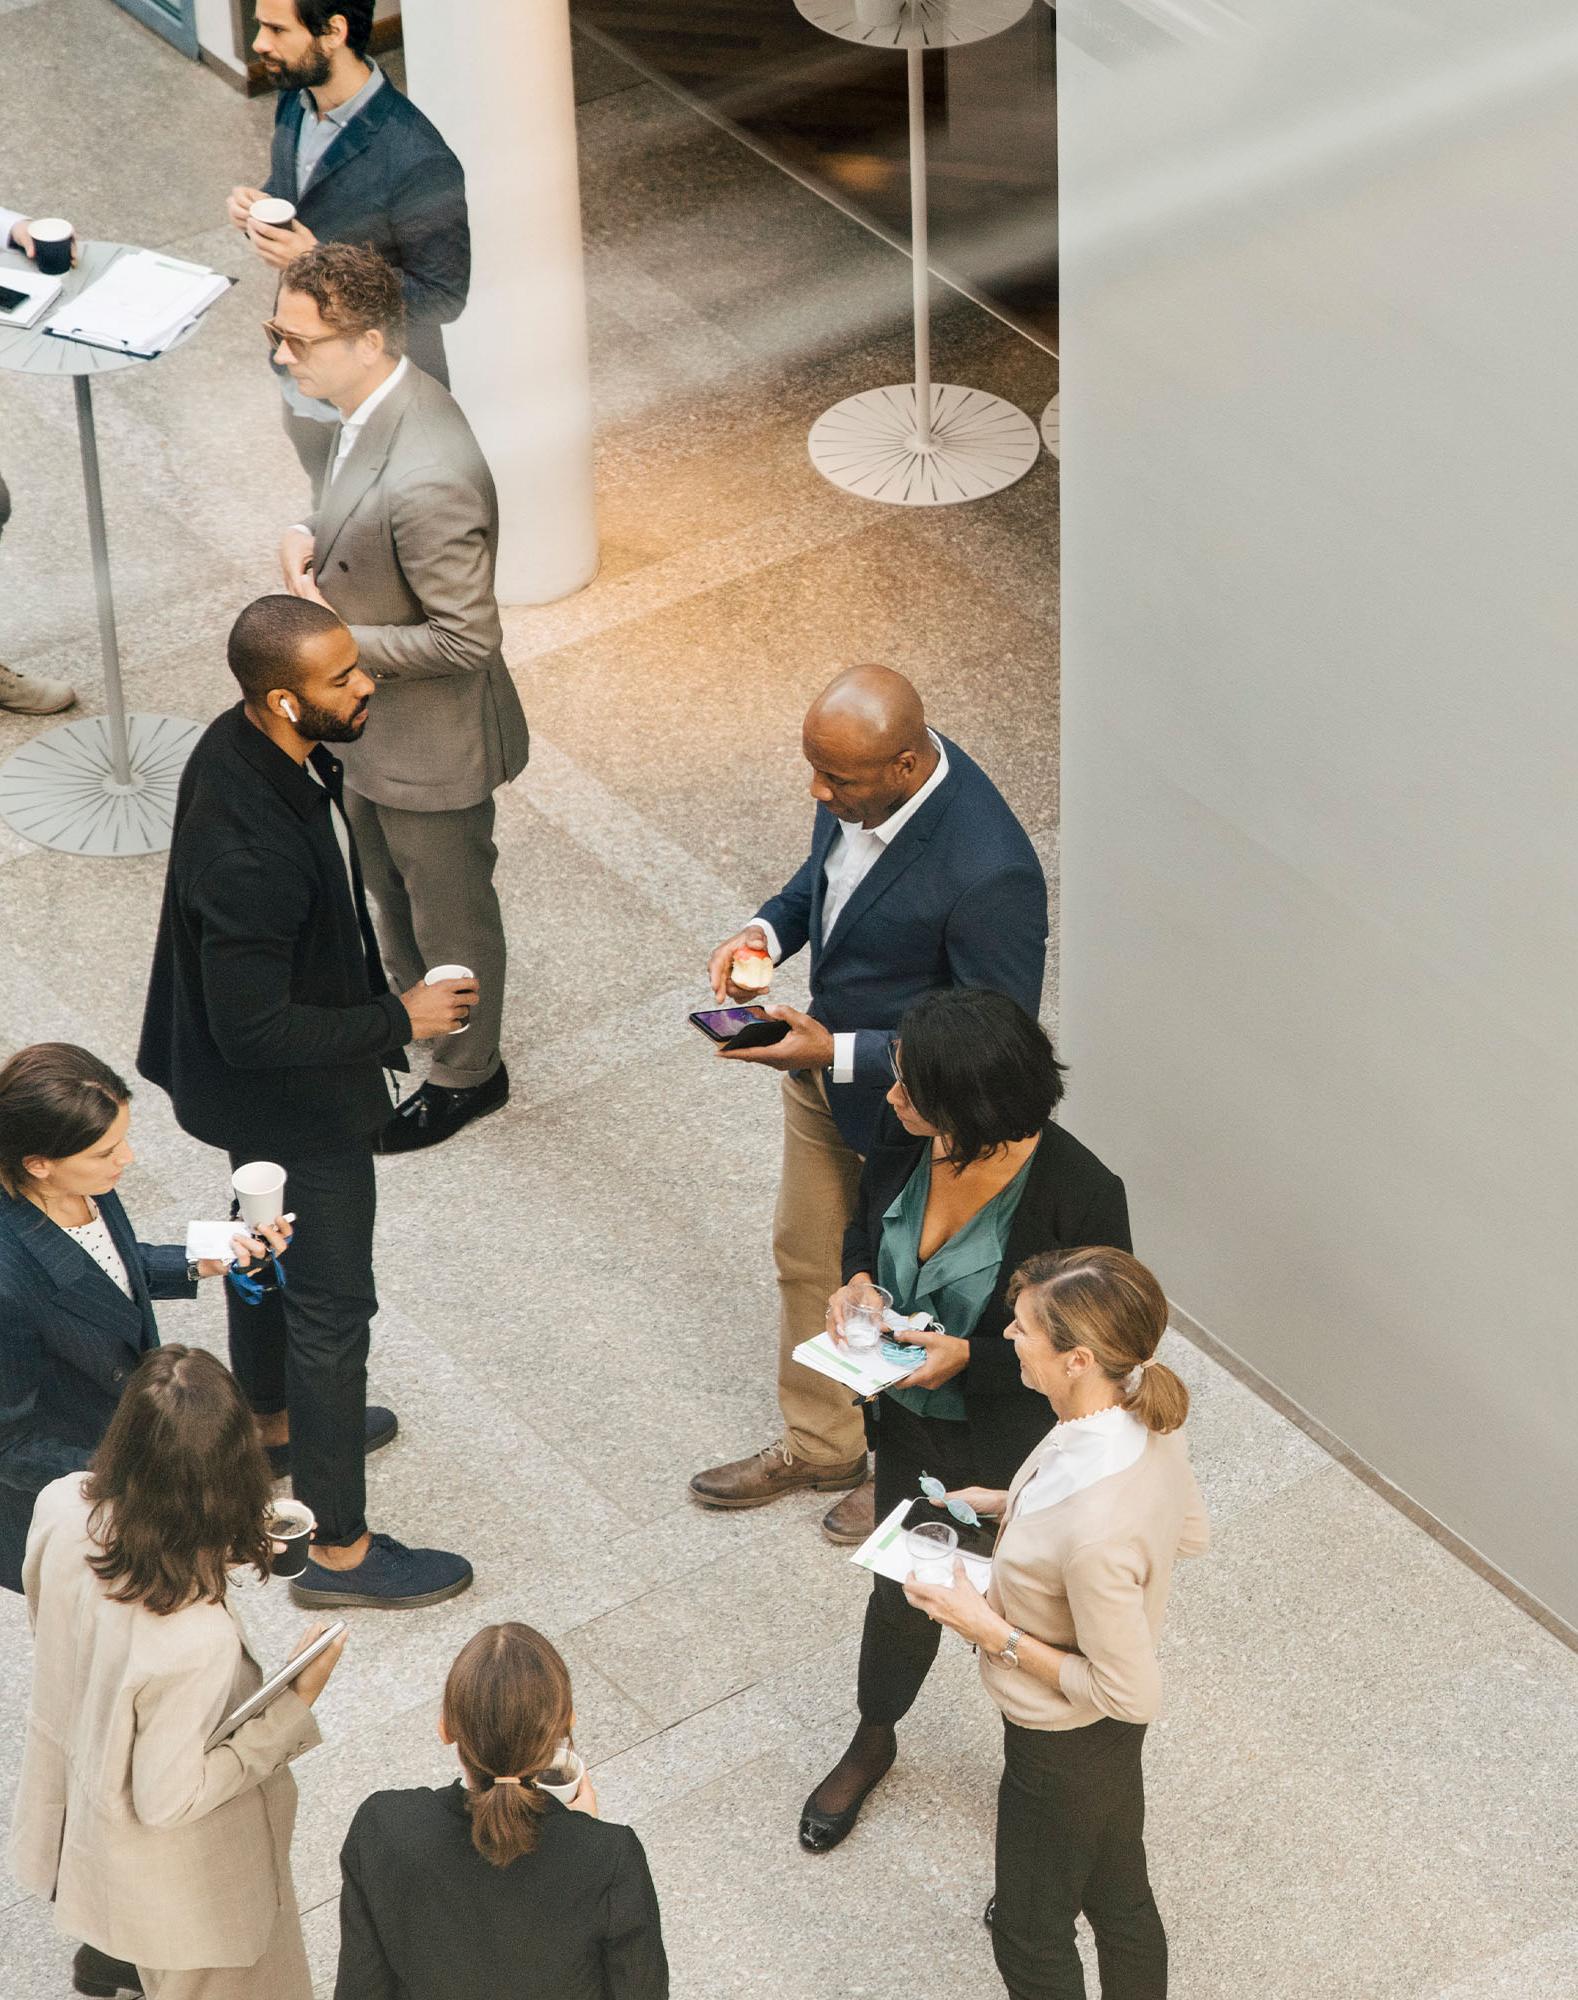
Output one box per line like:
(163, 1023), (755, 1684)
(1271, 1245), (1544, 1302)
(903, 1247), (1208, 2000)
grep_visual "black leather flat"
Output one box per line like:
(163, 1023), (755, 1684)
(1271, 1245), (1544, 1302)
(72, 1943), (143, 1997)
(797, 1751), (895, 1853)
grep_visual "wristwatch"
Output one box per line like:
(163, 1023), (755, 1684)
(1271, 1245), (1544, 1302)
(185, 1260), (202, 1285)
(993, 1627), (1024, 1670)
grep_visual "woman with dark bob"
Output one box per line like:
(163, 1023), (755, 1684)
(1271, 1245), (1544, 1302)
(798, 987), (1131, 1852)
(0, 1042), (285, 1594)
(12, 1345), (343, 2000)
(904, 1248), (1208, 2000)
(334, 1621), (668, 1999)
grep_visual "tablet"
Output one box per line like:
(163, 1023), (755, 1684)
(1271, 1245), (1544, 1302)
(204, 1620), (345, 1751)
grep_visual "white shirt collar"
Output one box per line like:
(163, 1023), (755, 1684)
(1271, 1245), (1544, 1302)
(862, 730), (949, 847)
(341, 353), (408, 435)
(1043, 1405), (1143, 1452)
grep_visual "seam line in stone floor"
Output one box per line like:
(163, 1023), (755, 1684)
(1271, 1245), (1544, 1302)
(571, 17), (1059, 363)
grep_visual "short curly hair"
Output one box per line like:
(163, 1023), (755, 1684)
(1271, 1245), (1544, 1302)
(281, 240), (406, 357)
(295, 1), (376, 57)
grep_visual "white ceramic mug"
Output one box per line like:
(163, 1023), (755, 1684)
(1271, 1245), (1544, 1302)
(231, 1160), (287, 1227)
(424, 962), (475, 1034)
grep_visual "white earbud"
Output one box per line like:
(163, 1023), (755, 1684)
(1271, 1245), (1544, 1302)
(282, 697), (299, 723)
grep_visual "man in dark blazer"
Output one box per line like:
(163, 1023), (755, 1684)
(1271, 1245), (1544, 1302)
(275, 244), (528, 1151)
(689, 665), (1048, 1541)
(227, 0), (469, 483)
(138, 593), (476, 1611)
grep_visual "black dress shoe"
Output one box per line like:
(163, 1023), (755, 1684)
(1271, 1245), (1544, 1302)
(376, 1063), (509, 1154)
(797, 1751), (896, 1853)
(73, 1942), (143, 1996)
(266, 1405), (398, 1480)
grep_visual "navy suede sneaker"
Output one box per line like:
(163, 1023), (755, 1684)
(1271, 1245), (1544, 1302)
(266, 1405), (398, 1480)
(289, 1533), (473, 1610)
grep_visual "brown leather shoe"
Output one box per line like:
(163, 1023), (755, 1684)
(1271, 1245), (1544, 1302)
(689, 1442), (868, 1509)
(820, 1481), (876, 1546)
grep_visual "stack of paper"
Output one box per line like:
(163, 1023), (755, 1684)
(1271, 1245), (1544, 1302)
(44, 250), (231, 358)
(791, 1330), (921, 1399)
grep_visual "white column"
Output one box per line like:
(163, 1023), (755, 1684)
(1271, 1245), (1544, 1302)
(402, 0), (598, 604)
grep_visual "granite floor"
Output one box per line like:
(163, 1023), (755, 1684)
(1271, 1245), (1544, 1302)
(0, 5), (1575, 1998)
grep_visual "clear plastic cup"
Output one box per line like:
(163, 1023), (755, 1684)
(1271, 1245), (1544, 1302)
(841, 1283), (893, 1352)
(906, 1520), (958, 1585)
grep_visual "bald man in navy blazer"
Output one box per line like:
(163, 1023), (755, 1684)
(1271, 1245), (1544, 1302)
(689, 666), (1047, 1541)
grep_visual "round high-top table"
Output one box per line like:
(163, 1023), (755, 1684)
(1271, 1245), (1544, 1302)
(0, 238), (208, 856)
(795, 0), (1042, 504)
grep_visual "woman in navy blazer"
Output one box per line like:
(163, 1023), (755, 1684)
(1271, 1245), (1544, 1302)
(0, 1043), (275, 1598)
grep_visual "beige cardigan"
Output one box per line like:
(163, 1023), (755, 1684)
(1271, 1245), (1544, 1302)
(8, 1475), (321, 1971)
(981, 1426), (1209, 1730)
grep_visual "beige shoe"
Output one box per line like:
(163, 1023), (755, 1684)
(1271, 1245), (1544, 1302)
(820, 1480), (876, 1546)
(689, 1441), (868, 1510)
(0, 663), (75, 715)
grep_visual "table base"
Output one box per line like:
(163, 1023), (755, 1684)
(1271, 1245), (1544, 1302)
(0, 713), (201, 855)
(808, 384), (1040, 505)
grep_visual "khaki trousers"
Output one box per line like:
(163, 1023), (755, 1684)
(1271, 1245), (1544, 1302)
(773, 1068), (867, 1465)
(138, 1891), (311, 2000)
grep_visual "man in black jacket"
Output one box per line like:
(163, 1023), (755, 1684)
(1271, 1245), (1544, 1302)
(139, 594), (476, 1610)
(226, 0), (469, 484)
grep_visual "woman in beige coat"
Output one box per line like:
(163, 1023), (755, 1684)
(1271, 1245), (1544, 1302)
(9, 1345), (344, 1999)
(903, 1247), (1209, 2000)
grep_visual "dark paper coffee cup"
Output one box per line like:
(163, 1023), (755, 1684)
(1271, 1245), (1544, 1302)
(267, 1499), (315, 1579)
(30, 218), (73, 278)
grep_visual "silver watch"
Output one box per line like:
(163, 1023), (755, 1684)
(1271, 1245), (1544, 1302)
(994, 1627), (1024, 1669)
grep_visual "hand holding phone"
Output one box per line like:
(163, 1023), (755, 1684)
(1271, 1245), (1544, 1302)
(688, 1005), (792, 1051)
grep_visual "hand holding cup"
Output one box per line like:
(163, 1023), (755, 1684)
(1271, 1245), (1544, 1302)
(403, 969), (479, 1041)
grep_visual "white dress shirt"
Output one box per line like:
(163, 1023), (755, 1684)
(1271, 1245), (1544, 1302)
(1010, 1405), (1149, 1519)
(289, 356), (409, 541)
(755, 732), (950, 1084)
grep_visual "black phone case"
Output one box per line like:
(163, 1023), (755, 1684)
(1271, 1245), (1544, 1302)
(723, 1017), (792, 1050)
(901, 1492), (997, 1562)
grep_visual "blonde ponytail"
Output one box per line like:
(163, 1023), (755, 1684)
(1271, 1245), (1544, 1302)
(1008, 1246), (1190, 1434)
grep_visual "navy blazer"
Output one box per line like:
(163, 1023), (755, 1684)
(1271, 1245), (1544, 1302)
(0, 1188), (195, 1593)
(265, 78), (469, 387)
(755, 736), (1048, 1152)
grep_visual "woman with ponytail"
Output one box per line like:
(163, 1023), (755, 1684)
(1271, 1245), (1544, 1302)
(333, 1623), (668, 2000)
(902, 1246), (1208, 2000)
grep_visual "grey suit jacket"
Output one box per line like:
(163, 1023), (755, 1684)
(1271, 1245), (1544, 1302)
(9, 1476), (320, 1970)
(309, 363), (530, 813)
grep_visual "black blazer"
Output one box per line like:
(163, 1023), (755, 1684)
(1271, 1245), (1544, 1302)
(843, 1111), (1132, 1488)
(755, 737), (1048, 1153)
(0, 1188), (194, 1593)
(265, 78), (469, 386)
(335, 1783), (669, 2000)
(138, 706), (410, 1159)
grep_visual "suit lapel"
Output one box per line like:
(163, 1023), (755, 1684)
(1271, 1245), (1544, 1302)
(314, 369), (416, 566)
(295, 81), (390, 207)
(4, 1193), (148, 1349)
(817, 755), (961, 966)
(275, 95), (306, 206)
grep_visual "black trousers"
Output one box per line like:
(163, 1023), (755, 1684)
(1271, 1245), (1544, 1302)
(226, 1145), (377, 1548)
(857, 1394), (981, 1727)
(993, 1716), (1167, 2000)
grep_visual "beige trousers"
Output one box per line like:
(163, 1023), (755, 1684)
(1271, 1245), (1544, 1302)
(773, 1069), (867, 1465)
(138, 1894), (311, 2000)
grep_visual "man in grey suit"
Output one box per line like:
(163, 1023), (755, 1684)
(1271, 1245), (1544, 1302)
(274, 242), (528, 1152)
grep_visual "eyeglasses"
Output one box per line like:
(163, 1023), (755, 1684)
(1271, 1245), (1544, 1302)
(262, 319), (347, 354)
(918, 1471), (981, 1527)
(887, 1045), (909, 1094)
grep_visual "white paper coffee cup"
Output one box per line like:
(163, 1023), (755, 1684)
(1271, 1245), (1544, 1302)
(248, 196), (297, 229)
(534, 1747), (585, 1804)
(424, 963), (475, 1034)
(232, 1160), (287, 1227)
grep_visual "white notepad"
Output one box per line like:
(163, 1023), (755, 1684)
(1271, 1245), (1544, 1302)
(0, 266), (63, 329)
(44, 249), (231, 358)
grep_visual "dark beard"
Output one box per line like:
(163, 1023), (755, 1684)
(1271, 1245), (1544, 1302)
(265, 42), (333, 92)
(297, 696), (368, 744)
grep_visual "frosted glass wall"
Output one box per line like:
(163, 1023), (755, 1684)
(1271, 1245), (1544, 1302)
(1058, 0), (1578, 1622)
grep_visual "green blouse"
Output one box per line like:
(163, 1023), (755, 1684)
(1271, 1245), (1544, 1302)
(877, 1145), (1034, 1422)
